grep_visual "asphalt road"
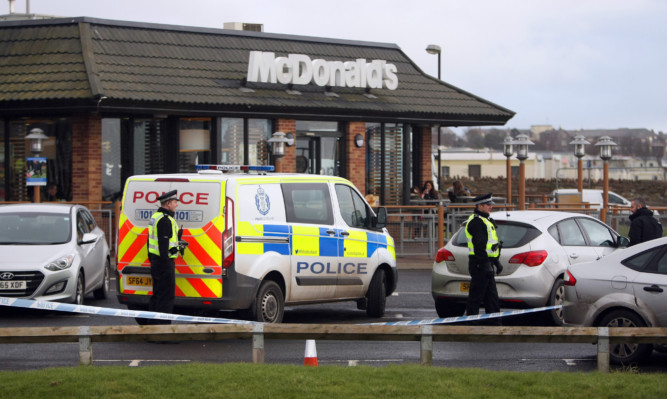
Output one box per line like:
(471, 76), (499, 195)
(1, 269), (665, 372)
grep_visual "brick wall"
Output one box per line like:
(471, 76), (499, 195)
(346, 122), (366, 193)
(419, 126), (433, 188)
(71, 114), (102, 201)
(274, 119), (296, 173)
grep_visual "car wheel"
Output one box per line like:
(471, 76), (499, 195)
(93, 259), (110, 299)
(253, 280), (284, 323)
(599, 310), (653, 365)
(546, 278), (566, 326)
(434, 299), (466, 318)
(366, 268), (386, 318)
(74, 273), (85, 305)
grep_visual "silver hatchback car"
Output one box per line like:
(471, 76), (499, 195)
(432, 211), (628, 325)
(563, 236), (667, 364)
(0, 204), (111, 304)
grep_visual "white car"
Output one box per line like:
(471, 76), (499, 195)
(563, 236), (667, 364)
(432, 210), (628, 325)
(0, 204), (111, 304)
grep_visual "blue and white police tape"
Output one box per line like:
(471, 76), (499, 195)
(364, 305), (562, 326)
(0, 297), (255, 325)
(1, 296), (561, 326)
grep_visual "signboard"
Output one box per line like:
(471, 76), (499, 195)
(26, 157), (47, 186)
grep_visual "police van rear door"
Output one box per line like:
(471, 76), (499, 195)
(282, 181), (339, 301)
(118, 178), (224, 300)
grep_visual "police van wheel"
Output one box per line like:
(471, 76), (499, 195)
(254, 280), (284, 323)
(366, 269), (386, 318)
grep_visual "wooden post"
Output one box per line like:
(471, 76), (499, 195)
(420, 325), (433, 366)
(252, 324), (265, 364)
(601, 161), (609, 223)
(597, 327), (609, 373)
(78, 326), (92, 366)
(437, 205), (444, 249)
(518, 161), (526, 210)
(577, 158), (584, 193)
(506, 157), (512, 205)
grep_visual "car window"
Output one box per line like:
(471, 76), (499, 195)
(335, 184), (369, 229)
(622, 247), (663, 272)
(0, 212), (71, 245)
(657, 250), (667, 275)
(81, 209), (97, 231)
(495, 221), (542, 248)
(548, 225), (559, 242)
(555, 219), (586, 246)
(282, 183), (334, 225)
(608, 193), (625, 205)
(577, 218), (615, 246)
(76, 211), (90, 240)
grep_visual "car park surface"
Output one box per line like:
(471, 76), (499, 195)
(0, 204), (111, 305)
(563, 236), (667, 364)
(432, 210), (629, 325)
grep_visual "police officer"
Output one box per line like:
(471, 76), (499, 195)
(147, 190), (180, 324)
(465, 193), (503, 325)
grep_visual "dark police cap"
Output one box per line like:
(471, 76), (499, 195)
(473, 193), (495, 205)
(158, 190), (179, 203)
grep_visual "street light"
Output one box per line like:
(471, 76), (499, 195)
(426, 45), (442, 189)
(514, 134), (534, 210)
(25, 127), (49, 203)
(595, 136), (616, 223)
(268, 131), (294, 172)
(569, 135), (590, 193)
(425, 44), (441, 80)
(503, 136), (515, 205)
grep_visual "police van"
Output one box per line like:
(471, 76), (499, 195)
(116, 165), (397, 323)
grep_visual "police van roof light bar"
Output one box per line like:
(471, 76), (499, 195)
(196, 164), (275, 173)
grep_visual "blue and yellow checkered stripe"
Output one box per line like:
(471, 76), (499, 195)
(235, 222), (393, 258)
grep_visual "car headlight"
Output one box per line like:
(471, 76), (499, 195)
(45, 255), (75, 271)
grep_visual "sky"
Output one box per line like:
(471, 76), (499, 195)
(7, 0), (667, 134)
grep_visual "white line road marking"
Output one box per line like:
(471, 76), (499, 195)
(95, 359), (191, 367)
(394, 292), (430, 295)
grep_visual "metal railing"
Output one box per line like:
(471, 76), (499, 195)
(1, 323), (666, 372)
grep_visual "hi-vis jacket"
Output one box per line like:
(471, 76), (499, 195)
(116, 165), (397, 320)
(465, 213), (499, 259)
(147, 212), (179, 258)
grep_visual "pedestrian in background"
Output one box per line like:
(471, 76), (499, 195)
(447, 180), (471, 203)
(147, 190), (180, 324)
(420, 180), (438, 200)
(628, 197), (663, 246)
(464, 193), (503, 325)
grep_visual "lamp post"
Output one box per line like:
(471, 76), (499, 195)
(595, 136), (616, 224)
(514, 134), (534, 210)
(569, 135), (590, 194)
(268, 131), (293, 173)
(503, 136), (515, 205)
(426, 45), (442, 190)
(25, 127), (49, 203)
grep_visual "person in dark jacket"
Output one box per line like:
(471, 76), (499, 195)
(420, 180), (439, 200)
(628, 197), (663, 246)
(464, 193), (503, 325)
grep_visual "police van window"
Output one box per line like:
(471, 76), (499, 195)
(335, 184), (369, 228)
(282, 183), (334, 225)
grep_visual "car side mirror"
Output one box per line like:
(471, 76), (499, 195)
(617, 236), (629, 248)
(374, 207), (387, 229)
(79, 232), (97, 245)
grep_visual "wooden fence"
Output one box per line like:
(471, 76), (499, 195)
(1, 324), (666, 373)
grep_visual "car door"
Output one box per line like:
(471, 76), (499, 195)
(76, 209), (105, 290)
(630, 245), (667, 326)
(549, 218), (600, 266)
(333, 183), (374, 298)
(576, 217), (620, 258)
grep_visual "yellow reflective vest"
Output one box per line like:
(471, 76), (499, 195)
(148, 212), (179, 259)
(465, 213), (499, 258)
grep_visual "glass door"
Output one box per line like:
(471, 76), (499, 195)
(295, 134), (341, 176)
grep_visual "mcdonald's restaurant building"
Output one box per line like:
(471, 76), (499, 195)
(0, 17), (514, 205)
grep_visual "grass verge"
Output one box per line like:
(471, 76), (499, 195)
(0, 363), (665, 399)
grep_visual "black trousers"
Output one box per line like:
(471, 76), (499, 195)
(149, 256), (175, 325)
(465, 258), (501, 325)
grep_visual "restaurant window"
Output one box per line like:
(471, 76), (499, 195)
(218, 118), (271, 166)
(0, 120), (4, 201)
(366, 123), (404, 205)
(179, 118), (211, 172)
(248, 119), (272, 166)
(102, 118), (122, 201)
(4, 119), (72, 202)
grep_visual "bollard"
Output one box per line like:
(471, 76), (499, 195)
(78, 326), (92, 366)
(420, 325), (433, 366)
(252, 323), (265, 364)
(597, 327), (610, 373)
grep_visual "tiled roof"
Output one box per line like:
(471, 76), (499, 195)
(0, 17), (514, 125)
